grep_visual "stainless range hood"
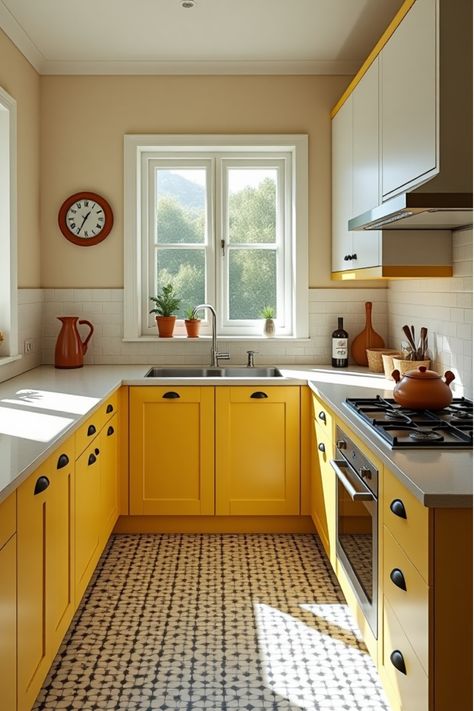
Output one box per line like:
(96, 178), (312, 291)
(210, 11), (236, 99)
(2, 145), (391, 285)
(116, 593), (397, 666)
(349, 193), (473, 231)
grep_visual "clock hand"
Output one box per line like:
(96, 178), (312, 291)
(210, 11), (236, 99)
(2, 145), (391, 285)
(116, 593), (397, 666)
(79, 211), (92, 231)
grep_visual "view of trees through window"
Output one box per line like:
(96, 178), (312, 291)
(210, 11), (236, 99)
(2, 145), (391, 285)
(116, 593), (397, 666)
(155, 168), (278, 320)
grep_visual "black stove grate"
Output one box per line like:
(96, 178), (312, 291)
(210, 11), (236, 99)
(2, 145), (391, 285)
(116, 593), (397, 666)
(345, 395), (473, 449)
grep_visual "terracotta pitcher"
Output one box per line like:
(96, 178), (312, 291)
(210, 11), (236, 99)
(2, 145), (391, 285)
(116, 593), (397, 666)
(55, 316), (94, 369)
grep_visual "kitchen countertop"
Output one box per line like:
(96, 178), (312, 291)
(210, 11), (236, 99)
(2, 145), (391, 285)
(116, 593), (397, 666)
(0, 364), (471, 508)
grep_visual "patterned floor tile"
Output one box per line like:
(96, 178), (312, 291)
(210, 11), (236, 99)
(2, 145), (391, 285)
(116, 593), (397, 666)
(33, 533), (389, 711)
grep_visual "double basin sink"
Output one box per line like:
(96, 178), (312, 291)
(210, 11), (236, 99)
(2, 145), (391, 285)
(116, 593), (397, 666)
(145, 367), (283, 378)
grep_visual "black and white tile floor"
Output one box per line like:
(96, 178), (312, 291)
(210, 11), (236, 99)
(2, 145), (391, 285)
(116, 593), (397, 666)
(34, 534), (389, 711)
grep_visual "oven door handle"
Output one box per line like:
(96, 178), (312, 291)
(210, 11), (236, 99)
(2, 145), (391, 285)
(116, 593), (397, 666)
(330, 459), (375, 501)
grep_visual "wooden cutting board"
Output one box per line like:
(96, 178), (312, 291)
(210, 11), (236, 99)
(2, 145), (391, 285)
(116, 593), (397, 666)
(351, 301), (385, 366)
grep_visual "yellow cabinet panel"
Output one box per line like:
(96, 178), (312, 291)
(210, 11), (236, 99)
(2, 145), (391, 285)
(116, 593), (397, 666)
(100, 413), (120, 542)
(130, 387), (215, 515)
(311, 423), (336, 565)
(216, 386), (300, 516)
(75, 441), (101, 604)
(0, 535), (16, 711)
(0, 491), (16, 548)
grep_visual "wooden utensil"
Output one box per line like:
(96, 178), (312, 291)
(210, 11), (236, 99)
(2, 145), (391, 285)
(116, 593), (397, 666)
(402, 324), (418, 358)
(351, 302), (385, 366)
(418, 326), (428, 359)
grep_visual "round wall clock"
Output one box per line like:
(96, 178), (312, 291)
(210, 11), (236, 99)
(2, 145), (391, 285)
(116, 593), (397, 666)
(58, 191), (113, 246)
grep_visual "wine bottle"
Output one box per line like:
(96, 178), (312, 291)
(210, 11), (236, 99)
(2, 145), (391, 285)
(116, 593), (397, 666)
(332, 317), (348, 368)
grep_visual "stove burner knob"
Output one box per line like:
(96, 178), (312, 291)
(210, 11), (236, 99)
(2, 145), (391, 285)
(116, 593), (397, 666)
(336, 439), (347, 449)
(359, 467), (372, 480)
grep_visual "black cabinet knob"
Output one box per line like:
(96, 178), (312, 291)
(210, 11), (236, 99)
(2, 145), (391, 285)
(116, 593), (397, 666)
(107, 426), (114, 436)
(390, 499), (407, 519)
(163, 391), (180, 399)
(95, 447), (100, 456)
(344, 254), (351, 261)
(351, 253), (358, 260)
(34, 476), (50, 495)
(88, 453), (97, 466)
(318, 442), (325, 452)
(318, 411), (326, 422)
(250, 392), (268, 399)
(390, 568), (407, 591)
(87, 424), (97, 437)
(57, 453), (69, 470)
(390, 650), (407, 675)
(106, 404), (114, 413)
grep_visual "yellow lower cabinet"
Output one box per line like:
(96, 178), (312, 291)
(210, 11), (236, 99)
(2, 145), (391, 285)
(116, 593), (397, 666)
(75, 440), (101, 605)
(17, 444), (74, 711)
(216, 386), (300, 516)
(311, 423), (336, 565)
(130, 386), (215, 515)
(0, 494), (16, 711)
(100, 413), (120, 543)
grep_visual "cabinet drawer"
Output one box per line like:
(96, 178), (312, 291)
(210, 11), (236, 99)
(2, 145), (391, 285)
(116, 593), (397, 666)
(384, 467), (429, 582)
(312, 392), (334, 437)
(383, 525), (429, 673)
(0, 492), (16, 549)
(102, 391), (119, 422)
(382, 597), (428, 711)
(311, 424), (336, 564)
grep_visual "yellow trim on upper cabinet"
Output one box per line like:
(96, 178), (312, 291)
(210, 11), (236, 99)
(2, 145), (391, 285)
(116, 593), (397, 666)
(330, 0), (417, 118)
(331, 265), (453, 280)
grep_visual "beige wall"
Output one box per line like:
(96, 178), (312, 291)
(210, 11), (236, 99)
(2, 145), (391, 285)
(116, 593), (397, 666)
(0, 28), (40, 287)
(39, 73), (375, 289)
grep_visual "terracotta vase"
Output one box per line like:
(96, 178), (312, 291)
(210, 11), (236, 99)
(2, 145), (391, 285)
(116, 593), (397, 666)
(351, 302), (385, 366)
(55, 316), (94, 369)
(184, 319), (201, 338)
(156, 316), (176, 338)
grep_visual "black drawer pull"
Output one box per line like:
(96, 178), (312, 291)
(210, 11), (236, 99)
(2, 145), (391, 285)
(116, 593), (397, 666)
(57, 453), (69, 469)
(390, 499), (407, 519)
(318, 411), (326, 422)
(106, 404), (114, 413)
(318, 442), (325, 453)
(88, 453), (97, 466)
(390, 650), (407, 675)
(107, 426), (114, 436)
(87, 424), (97, 437)
(250, 391), (268, 399)
(163, 391), (180, 399)
(390, 568), (407, 591)
(34, 476), (50, 495)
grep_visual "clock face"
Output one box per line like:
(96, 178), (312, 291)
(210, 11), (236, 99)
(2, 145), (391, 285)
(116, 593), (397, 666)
(58, 192), (113, 246)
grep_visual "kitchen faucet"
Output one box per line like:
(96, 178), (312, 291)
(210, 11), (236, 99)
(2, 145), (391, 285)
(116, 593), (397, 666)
(193, 304), (230, 367)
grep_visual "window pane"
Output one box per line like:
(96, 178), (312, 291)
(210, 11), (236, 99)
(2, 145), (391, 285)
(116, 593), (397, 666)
(228, 169), (277, 244)
(156, 169), (206, 244)
(228, 249), (276, 320)
(156, 249), (205, 319)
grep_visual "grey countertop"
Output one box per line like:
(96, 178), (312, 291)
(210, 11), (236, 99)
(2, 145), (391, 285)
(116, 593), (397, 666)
(0, 364), (471, 508)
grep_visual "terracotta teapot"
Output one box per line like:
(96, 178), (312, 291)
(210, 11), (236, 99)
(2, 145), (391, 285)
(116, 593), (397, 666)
(55, 316), (94, 369)
(391, 365), (455, 410)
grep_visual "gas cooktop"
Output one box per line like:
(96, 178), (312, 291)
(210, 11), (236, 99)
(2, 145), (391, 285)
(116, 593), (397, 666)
(345, 396), (473, 449)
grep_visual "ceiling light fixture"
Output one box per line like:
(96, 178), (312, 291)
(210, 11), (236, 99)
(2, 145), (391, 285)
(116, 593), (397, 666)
(181, 0), (195, 7)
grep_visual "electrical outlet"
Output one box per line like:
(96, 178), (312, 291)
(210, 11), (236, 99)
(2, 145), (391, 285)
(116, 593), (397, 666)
(24, 339), (33, 354)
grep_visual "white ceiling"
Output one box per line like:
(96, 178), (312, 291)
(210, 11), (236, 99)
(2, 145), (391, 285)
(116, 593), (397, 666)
(0, 0), (403, 75)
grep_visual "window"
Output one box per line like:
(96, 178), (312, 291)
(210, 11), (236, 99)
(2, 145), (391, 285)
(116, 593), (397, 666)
(124, 135), (308, 339)
(0, 86), (18, 361)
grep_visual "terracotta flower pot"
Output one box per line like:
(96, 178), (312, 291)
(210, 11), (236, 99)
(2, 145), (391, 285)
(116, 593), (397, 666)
(185, 319), (201, 338)
(156, 316), (176, 338)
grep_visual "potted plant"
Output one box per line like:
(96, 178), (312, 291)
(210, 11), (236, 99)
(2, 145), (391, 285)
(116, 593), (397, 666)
(149, 283), (181, 338)
(184, 307), (201, 338)
(261, 305), (276, 337)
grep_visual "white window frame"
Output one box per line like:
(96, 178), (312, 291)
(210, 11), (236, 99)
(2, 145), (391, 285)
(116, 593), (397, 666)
(0, 86), (18, 362)
(124, 134), (308, 340)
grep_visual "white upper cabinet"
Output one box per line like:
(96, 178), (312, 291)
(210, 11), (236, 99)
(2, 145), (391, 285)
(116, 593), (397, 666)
(381, 0), (437, 198)
(331, 95), (353, 273)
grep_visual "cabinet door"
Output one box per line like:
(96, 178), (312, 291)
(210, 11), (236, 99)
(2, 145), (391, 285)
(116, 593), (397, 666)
(311, 424), (336, 565)
(332, 96), (353, 272)
(381, 0), (437, 198)
(0, 535), (16, 711)
(100, 413), (119, 542)
(130, 386), (214, 515)
(352, 58), (381, 268)
(216, 386), (300, 516)
(75, 442), (101, 604)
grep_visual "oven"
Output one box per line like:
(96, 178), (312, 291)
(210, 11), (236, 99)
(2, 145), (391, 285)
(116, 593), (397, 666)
(331, 425), (379, 638)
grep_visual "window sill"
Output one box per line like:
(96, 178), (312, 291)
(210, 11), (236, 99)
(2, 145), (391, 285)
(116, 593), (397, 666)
(122, 336), (311, 343)
(0, 355), (22, 367)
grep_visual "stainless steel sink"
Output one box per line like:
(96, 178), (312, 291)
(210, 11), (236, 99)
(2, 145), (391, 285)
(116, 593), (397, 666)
(145, 366), (282, 378)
